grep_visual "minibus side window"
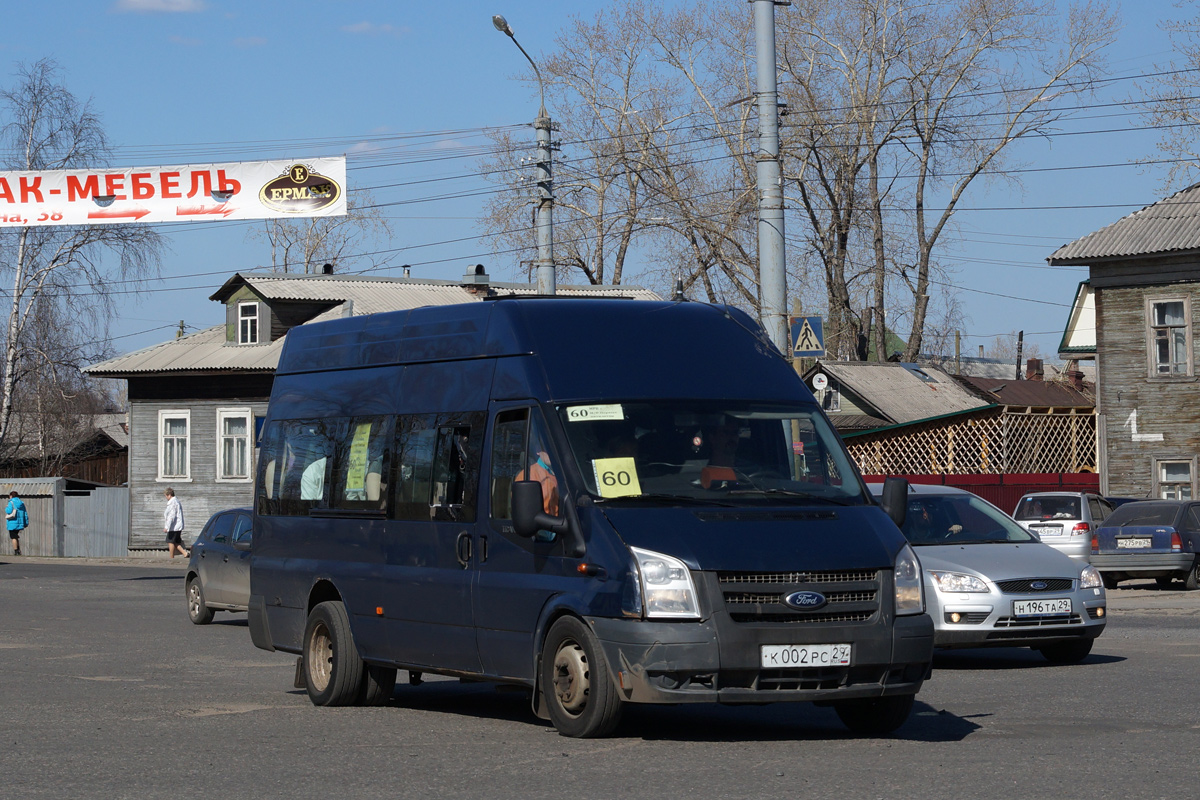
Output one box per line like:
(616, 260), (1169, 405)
(257, 421), (284, 515)
(330, 416), (392, 513)
(430, 420), (481, 522)
(277, 419), (342, 515)
(394, 414), (438, 520)
(490, 408), (558, 522)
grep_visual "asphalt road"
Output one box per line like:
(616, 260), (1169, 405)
(1, 557), (1197, 800)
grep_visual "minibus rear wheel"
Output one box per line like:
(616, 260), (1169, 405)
(303, 601), (365, 706)
(833, 693), (914, 736)
(540, 616), (623, 738)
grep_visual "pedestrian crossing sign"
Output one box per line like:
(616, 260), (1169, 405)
(790, 316), (825, 357)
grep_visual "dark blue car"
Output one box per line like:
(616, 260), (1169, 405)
(247, 298), (934, 737)
(1091, 500), (1200, 590)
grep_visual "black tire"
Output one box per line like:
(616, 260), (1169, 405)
(834, 694), (915, 736)
(1185, 559), (1200, 591)
(1037, 638), (1094, 664)
(358, 664), (398, 706)
(1155, 576), (1176, 589)
(302, 601), (365, 706)
(540, 616), (622, 738)
(1101, 573), (1120, 590)
(186, 577), (214, 625)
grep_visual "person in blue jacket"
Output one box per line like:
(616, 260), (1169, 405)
(6, 490), (28, 556)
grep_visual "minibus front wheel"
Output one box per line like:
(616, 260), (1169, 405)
(540, 616), (623, 738)
(303, 601), (366, 706)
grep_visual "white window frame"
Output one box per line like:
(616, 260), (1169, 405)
(216, 407), (253, 482)
(1145, 295), (1193, 378)
(1155, 457), (1195, 500)
(238, 301), (260, 345)
(158, 409), (192, 482)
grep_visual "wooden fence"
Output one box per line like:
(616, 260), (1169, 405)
(0, 478), (128, 557)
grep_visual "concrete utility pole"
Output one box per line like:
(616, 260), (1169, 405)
(753, 0), (788, 353)
(493, 14), (556, 295)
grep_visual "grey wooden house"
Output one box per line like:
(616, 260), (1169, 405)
(1049, 182), (1200, 499)
(86, 268), (657, 550)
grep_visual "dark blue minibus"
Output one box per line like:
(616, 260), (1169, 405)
(248, 298), (933, 737)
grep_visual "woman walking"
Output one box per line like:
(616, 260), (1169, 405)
(163, 487), (189, 558)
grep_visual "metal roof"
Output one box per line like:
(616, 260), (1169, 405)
(816, 361), (991, 425)
(956, 375), (1093, 408)
(88, 273), (661, 378)
(1049, 181), (1200, 263)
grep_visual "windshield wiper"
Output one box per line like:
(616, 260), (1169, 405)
(594, 493), (737, 507)
(727, 488), (856, 506)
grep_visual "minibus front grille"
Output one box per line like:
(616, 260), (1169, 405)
(716, 570), (882, 624)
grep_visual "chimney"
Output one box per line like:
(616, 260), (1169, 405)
(461, 263), (491, 297)
(1025, 358), (1044, 381)
(1067, 369), (1085, 392)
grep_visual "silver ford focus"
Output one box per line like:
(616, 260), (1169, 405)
(868, 484), (1107, 663)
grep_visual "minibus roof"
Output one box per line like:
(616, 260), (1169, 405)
(276, 298), (814, 404)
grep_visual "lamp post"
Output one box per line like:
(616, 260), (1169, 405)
(493, 14), (556, 295)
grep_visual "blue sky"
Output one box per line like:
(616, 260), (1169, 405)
(0, 0), (1191, 360)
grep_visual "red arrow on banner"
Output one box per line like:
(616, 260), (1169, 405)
(87, 207), (151, 221)
(175, 205), (237, 218)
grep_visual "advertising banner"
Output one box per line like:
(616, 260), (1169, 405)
(0, 157), (347, 228)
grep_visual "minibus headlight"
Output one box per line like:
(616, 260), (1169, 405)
(894, 544), (925, 616)
(630, 546), (701, 619)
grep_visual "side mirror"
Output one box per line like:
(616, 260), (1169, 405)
(511, 480), (571, 540)
(879, 477), (909, 529)
(232, 538), (252, 552)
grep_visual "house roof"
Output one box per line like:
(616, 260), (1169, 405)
(812, 361), (991, 425)
(955, 375), (1093, 408)
(1048, 181), (1200, 264)
(1, 411), (128, 462)
(88, 272), (660, 378)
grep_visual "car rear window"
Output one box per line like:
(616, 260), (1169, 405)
(1014, 496), (1081, 520)
(1103, 503), (1180, 527)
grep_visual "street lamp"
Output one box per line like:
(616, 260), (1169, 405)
(493, 14), (556, 295)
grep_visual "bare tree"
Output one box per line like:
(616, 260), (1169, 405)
(0, 59), (162, 456)
(251, 189), (393, 274)
(1136, 2), (1200, 189)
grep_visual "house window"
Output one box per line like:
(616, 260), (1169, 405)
(1157, 459), (1193, 500)
(1147, 297), (1191, 376)
(239, 302), (260, 345)
(159, 410), (190, 480)
(218, 408), (252, 481)
(817, 387), (840, 412)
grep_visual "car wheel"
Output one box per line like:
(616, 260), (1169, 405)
(1101, 573), (1120, 590)
(302, 601), (365, 706)
(186, 577), (214, 625)
(1155, 576), (1176, 589)
(540, 616), (622, 738)
(833, 694), (915, 736)
(358, 664), (398, 706)
(1185, 560), (1200, 591)
(1037, 639), (1094, 664)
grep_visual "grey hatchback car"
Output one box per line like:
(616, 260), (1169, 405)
(871, 484), (1107, 663)
(1012, 492), (1116, 563)
(185, 508), (252, 624)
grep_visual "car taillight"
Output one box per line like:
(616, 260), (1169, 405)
(1091, 533), (1099, 554)
(1072, 522), (1091, 536)
(1171, 532), (1182, 552)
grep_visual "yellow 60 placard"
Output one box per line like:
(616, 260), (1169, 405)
(592, 457), (642, 498)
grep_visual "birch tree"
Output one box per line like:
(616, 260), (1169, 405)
(0, 59), (162, 454)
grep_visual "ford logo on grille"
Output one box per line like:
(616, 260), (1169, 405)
(1031, 581), (1048, 590)
(783, 591), (828, 611)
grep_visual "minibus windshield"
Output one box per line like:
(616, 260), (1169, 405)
(556, 401), (868, 505)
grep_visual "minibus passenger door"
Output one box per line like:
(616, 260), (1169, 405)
(473, 405), (576, 682)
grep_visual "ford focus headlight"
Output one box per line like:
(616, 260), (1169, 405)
(894, 544), (925, 615)
(630, 546), (701, 619)
(929, 570), (989, 594)
(1079, 564), (1103, 589)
